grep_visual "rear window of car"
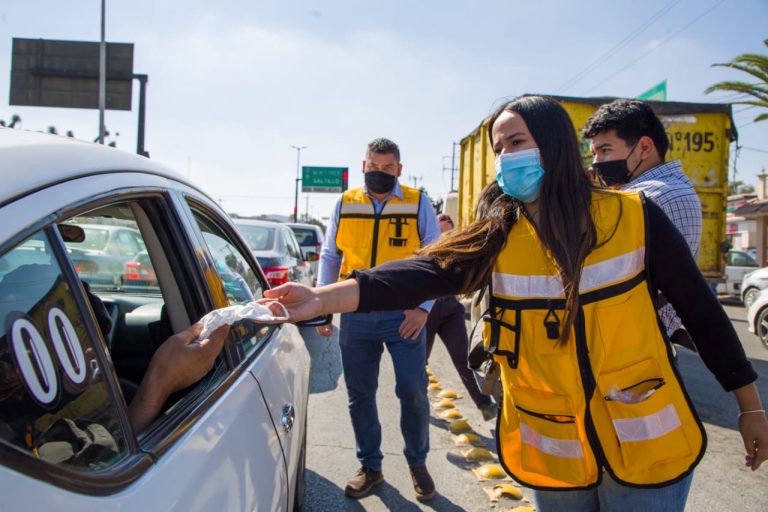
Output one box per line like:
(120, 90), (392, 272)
(236, 224), (275, 251)
(291, 228), (318, 246)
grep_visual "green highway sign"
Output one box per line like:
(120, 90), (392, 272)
(302, 166), (349, 193)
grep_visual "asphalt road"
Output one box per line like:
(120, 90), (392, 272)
(299, 298), (768, 511)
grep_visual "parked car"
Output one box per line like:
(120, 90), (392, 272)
(747, 288), (768, 350)
(741, 266), (768, 308)
(121, 250), (158, 290)
(67, 224), (146, 288)
(286, 222), (324, 283)
(0, 128), (316, 511)
(717, 250), (760, 297)
(234, 219), (314, 287)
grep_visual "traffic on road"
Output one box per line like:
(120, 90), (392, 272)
(0, 100), (768, 512)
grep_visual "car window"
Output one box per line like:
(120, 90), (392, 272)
(292, 228), (317, 246)
(237, 224), (275, 252)
(730, 251), (758, 267)
(192, 212), (263, 306)
(284, 229), (302, 259)
(0, 231), (130, 471)
(190, 209), (273, 358)
(65, 220), (153, 294)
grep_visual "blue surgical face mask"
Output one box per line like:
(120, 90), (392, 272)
(495, 148), (545, 202)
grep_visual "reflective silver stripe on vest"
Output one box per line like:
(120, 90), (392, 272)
(382, 203), (419, 215)
(339, 202), (419, 215)
(339, 203), (375, 215)
(520, 423), (585, 459)
(492, 247), (645, 298)
(612, 403), (681, 443)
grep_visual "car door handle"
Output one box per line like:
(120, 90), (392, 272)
(281, 404), (295, 433)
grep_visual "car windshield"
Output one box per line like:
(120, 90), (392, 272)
(292, 228), (318, 245)
(237, 224), (275, 251)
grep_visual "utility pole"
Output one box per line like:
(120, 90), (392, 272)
(291, 145), (307, 223)
(442, 142), (460, 192)
(450, 141), (459, 192)
(98, 0), (106, 144)
(408, 175), (423, 189)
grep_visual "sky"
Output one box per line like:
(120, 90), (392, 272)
(1, 0), (767, 220)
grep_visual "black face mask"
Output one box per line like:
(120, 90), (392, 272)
(592, 159), (631, 186)
(591, 144), (643, 186)
(364, 171), (397, 194)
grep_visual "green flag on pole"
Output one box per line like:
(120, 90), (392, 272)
(637, 80), (667, 101)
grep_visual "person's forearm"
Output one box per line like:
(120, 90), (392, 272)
(734, 383), (765, 414)
(316, 279), (360, 315)
(128, 370), (171, 434)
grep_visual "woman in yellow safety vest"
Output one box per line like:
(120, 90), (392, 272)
(264, 95), (768, 511)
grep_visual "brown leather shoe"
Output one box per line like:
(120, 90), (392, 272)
(409, 465), (435, 502)
(344, 467), (384, 499)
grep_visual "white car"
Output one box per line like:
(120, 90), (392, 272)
(746, 288), (768, 351)
(717, 250), (760, 296)
(740, 266), (768, 309)
(0, 128), (315, 510)
(286, 223), (325, 282)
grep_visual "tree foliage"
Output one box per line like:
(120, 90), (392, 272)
(705, 38), (768, 123)
(729, 180), (756, 195)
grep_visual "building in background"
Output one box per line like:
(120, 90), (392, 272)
(733, 168), (768, 265)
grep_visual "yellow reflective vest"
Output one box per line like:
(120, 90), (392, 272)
(335, 185), (423, 280)
(485, 191), (705, 490)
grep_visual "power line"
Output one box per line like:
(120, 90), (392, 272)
(742, 146), (768, 154)
(554, 0), (682, 94)
(738, 119), (762, 129)
(707, 92), (751, 104)
(582, 0), (728, 95)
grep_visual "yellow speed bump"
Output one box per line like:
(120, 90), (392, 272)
(471, 463), (508, 481)
(428, 375), (438, 383)
(482, 483), (524, 501)
(509, 507), (536, 512)
(439, 409), (464, 420)
(426, 367), (433, 376)
(453, 432), (483, 446)
(435, 399), (456, 410)
(462, 447), (494, 462)
(427, 383), (442, 392)
(437, 389), (459, 399)
(448, 419), (472, 433)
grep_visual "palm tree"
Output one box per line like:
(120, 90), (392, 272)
(705, 38), (768, 124)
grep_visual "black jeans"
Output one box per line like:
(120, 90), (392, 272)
(425, 296), (492, 408)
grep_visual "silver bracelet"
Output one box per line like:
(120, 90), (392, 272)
(737, 409), (766, 419)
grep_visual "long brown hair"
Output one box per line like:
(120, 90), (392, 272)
(420, 181), (518, 294)
(421, 95), (600, 344)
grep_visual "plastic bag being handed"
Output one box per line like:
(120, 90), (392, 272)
(198, 301), (289, 341)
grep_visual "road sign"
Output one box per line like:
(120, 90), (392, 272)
(302, 166), (348, 193)
(10, 38), (134, 110)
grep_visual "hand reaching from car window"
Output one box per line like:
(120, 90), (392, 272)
(127, 322), (229, 433)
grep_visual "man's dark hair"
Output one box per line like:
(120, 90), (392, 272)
(582, 99), (669, 159)
(367, 137), (400, 161)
